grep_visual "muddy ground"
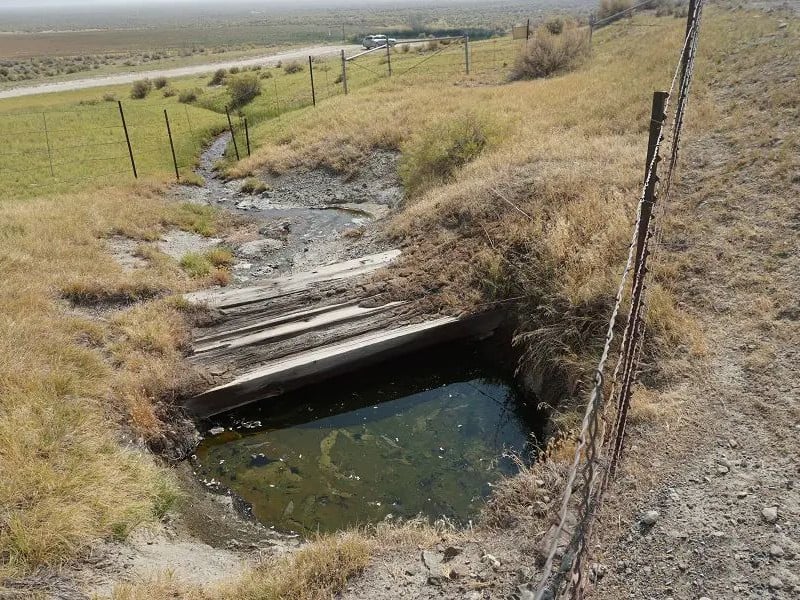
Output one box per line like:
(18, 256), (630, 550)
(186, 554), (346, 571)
(168, 134), (400, 281)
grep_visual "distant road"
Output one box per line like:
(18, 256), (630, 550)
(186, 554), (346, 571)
(0, 43), (361, 100)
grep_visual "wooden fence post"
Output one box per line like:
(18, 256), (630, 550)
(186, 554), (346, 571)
(385, 42), (392, 76)
(464, 35), (470, 74)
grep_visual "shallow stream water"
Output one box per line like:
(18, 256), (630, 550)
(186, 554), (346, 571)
(193, 342), (540, 534)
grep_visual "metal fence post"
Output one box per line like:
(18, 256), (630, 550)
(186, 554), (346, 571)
(41, 113), (54, 177)
(309, 56), (316, 106)
(117, 101), (137, 179)
(526, 18), (531, 40)
(163, 109), (180, 182)
(341, 49), (348, 95)
(464, 35), (470, 74)
(385, 42), (392, 76)
(681, 0), (699, 83)
(243, 116), (251, 157)
(635, 91), (668, 283)
(225, 106), (241, 161)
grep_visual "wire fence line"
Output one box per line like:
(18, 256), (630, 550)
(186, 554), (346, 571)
(0, 34), (525, 195)
(530, 2), (705, 599)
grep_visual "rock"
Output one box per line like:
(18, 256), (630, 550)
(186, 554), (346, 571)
(778, 22), (788, 29)
(641, 510), (660, 526)
(481, 553), (501, 569)
(443, 546), (463, 562)
(238, 238), (284, 257)
(762, 506), (779, 523)
(232, 262), (252, 271)
(769, 544), (784, 558)
(768, 576), (783, 589)
(208, 426), (225, 436)
(717, 464), (730, 475)
(421, 550), (442, 571)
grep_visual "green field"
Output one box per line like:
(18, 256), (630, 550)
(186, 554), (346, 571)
(0, 35), (524, 198)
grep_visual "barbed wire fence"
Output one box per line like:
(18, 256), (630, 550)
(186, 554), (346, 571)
(530, 1), (705, 599)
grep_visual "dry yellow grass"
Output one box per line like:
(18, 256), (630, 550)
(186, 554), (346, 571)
(0, 181), (229, 580)
(3, 6), (788, 598)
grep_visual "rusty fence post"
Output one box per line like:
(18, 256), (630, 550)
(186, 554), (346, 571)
(225, 106), (240, 161)
(309, 56), (316, 107)
(635, 90), (668, 272)
(341, 49), (348, 95)
(163, 109), (179, 182)
(118, 101), (137, 178)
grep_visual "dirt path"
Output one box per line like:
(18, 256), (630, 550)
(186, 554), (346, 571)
(590, 9), (800, 599)
(0, 44), (360, 99)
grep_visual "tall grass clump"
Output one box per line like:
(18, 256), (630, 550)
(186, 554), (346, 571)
(399, 114), (489, 197)
(130, 79), (152, 99)
(227, 73), (261, 108)
(510, 26), (590, 80)
(209, 68), (227, 86)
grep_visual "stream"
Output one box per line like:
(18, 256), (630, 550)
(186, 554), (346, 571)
(177, 132), (401, 280)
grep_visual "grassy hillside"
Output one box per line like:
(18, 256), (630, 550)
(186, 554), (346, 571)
(2, 5), (794, 598)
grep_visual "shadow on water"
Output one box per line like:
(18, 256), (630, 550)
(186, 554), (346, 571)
(193, 337), (544, 534)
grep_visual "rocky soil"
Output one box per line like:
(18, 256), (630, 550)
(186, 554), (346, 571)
(589, 9), (800, 599)
(169, 134), (400, 281)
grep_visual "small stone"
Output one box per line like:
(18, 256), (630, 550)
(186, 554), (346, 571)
(208, 426), (225, 436)
(778, 22), (788, 29)
(716, 465), (730, 475)
(481, 553), (501, 569)
(768, 576), (783, 589)
(729, 438), (739, 448)
(736, 490), (748, 499)
(762, 506), (778, 523)
(641, 510), (660, 526)
(769, 544), (784, 558)
(421, 550), (442, 571)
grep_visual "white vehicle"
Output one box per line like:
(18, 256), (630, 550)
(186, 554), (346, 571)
(362, 35), (397, 49)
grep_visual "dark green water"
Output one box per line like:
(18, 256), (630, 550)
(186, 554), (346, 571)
(193, 343), (539, 534)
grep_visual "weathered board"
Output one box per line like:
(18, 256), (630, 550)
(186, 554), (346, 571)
(183, 250), (502, 418)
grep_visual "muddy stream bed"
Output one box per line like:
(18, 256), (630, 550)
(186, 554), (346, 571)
(172, 133), (402, 280)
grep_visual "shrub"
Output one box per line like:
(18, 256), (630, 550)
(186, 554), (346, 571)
(102, 92), (117, 102)
(162, 86), (176, 98)
(178, 88), (201, 103)
(426, 40), (440, 52)
(399, 114), (488, 197)
(152, 76), (168, 89)
(598, 0), (634, 20)
(209, 68), (227, 86)
(400, 44), (411, 53)
(510, 26), (590, 80)
(545, 17), (565, 34)
(259, 70), (273, 79)
(179, 253), (212, 277)
(129, 79), (152, 99)
(227, 73), (261, 108)
(283, 60), (304, 74)
(228, 66), (240, 74)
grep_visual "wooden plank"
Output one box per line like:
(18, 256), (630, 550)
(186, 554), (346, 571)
(193, 301), (407, 353)
(185, 249), (401, 309)
(185, 311), (503, 418)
